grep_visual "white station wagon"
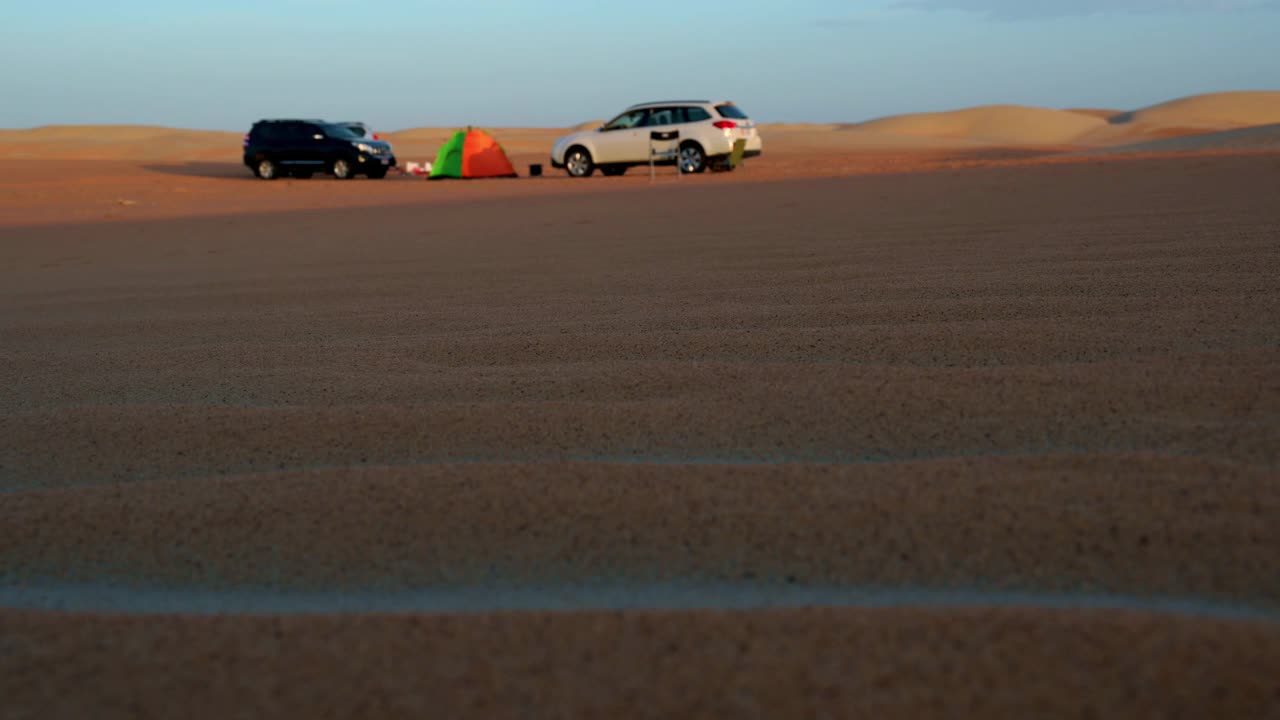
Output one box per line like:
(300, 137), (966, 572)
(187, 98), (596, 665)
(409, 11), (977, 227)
(550, 100), (763, 177)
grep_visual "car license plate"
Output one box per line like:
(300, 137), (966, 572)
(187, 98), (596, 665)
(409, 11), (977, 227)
(380, 159), (389, 165)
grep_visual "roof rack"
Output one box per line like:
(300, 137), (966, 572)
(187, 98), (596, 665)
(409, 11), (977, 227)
(626, 100), (712, 108)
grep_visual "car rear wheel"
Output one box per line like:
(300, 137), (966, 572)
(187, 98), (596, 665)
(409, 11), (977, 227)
(600, 165), (627, 177)
(332, 158), (354, 180)
(679, 143), (706, 174)
(565, 147), (594, 178)
(255, 159), (278, 180)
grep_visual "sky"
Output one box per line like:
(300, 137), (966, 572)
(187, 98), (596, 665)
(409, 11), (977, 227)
(2, 0), (1278, 130)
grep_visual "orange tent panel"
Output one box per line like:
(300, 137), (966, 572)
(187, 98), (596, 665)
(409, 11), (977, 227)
(461, 129), (517, 178)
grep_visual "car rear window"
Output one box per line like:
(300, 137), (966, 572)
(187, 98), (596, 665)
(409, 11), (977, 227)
(715, 104), (749, 120)
(685, 107), (712, 122)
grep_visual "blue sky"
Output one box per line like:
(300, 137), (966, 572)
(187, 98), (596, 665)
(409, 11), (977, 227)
(2, 0), (1277, 130)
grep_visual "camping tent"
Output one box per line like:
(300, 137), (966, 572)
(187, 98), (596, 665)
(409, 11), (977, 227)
(429, 128), (518, 179)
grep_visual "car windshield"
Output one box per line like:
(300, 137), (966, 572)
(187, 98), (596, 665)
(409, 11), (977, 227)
(603, 110), (647, 130)
(322, 124), (362, 140)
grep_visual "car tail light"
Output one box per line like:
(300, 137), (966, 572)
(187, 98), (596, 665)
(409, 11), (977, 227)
(713, 120), (737, 130)
(372, 133), (380, 140)
(242, 133), (249, 148)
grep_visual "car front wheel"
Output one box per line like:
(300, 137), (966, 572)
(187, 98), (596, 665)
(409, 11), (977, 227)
(332, 158), (354, 179)
(565, 147), (594, 178)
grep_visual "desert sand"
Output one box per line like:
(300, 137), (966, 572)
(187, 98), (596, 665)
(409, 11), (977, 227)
(2, 91), (1279, 718)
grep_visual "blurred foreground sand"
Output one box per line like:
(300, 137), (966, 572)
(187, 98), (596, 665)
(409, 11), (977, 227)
(1, 120), (1278, 716)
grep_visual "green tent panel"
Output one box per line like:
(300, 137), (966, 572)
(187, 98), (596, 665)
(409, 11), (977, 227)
(429, 131), (466, 179)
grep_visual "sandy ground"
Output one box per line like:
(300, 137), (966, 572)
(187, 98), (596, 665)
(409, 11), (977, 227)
(2, 136), (1279, 716)
(0, 149), (1012, 228)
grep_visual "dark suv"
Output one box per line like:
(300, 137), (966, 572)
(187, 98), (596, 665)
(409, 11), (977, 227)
(242, 119), (396, 180)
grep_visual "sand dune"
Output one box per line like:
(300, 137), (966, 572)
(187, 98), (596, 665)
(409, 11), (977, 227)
(1095, 122), (1280, 155)
(1119, 90), (1280, 130)
(1074, 91), (1280, 146)
(0, 125), (240, 161)
(759, 122), (842, 133)
(1065, 108), (1124, 120)
(2, 124), (206, 141)
(4, 92), (1280, 164)
(800, 91), (1280, 149)
(843, 105), (1106, 146)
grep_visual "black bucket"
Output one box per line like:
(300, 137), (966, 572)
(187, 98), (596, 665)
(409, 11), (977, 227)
(529, 164), (543, 177)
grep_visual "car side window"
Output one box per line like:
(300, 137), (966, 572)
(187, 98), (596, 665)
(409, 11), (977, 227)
(603, 110), (647, 131)
(685, 107), (711, 123)
(644, 107), (679, 127)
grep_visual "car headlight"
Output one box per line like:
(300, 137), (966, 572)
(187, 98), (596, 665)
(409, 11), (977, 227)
(352, 142), (375, 153)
